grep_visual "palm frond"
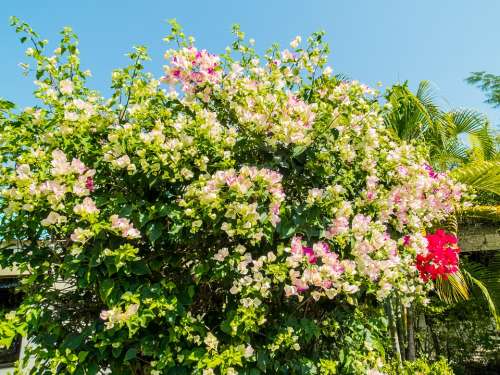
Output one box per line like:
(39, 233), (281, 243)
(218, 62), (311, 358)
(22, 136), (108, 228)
(435, 262), (500, 329)
(450, 160), (500, 195)
(447, 109), (487, 136)
(384, 81), (444, 142)
(435, 270), (470, 304)
(415, 81), (445, 120)
(442, 212), (459, 235)
(468, 123), (496, 161)
(432, 139), (469, 169)
(463, 262), (500, 329)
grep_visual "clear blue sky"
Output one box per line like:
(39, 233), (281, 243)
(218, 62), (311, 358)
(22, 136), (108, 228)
(2, 0), (500, 126)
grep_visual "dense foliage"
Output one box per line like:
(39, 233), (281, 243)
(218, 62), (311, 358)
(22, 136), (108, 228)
(384, 357), (454, 375)
(0, 19), (467, 374)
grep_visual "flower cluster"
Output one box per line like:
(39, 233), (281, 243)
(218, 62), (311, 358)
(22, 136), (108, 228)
(285, 237), (351, 300)
(110, 215), (141, 239)
(103, 111), (235, 183)
(73, 196), (99, 217)
(100, 304), (139, 329)
(163, 47), (222, 95)
(383, 160), (464, 232)
(416, 229), (460, 282)
(284, 228), (406, 302)
(180, 166), (284, 243)
(220, 63), (317, 146)
(2, 150), (97, 227)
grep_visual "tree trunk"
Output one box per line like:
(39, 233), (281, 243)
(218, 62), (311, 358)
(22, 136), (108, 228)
(396, 301), (406, 360)
(386, 299), (403, 366)
(429, 319), (440, 359)
(416, 311), (427, 355)
(407, 304), (416, 360)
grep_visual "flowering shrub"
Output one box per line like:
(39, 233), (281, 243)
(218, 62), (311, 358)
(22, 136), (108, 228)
(0, 18), (466, 374)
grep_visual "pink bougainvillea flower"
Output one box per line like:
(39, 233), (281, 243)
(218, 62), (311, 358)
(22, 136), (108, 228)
(302, 246), (317, 264)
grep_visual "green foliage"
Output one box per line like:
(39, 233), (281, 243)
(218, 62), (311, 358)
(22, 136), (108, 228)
(384, 357), (455, 375)
(451, 161), (500, 196)
(384, 80), (497, 170)
(467, 71), (500, 108)
(423, 296), (500, 373)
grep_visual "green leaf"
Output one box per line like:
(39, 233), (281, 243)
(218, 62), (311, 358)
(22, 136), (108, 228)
(131, 261), (151, 275)
(146, 221), (163, 243)
(112, 347), (122, 358)
(185, 348), (205, 362)
(157, 203), (173, 217)
(169, 224), (183, 235)
(87, 362), (99, 375)
(0, 98), (15, 110)
(277, 218), (296, 239)
(293, 145), (307, 157)
(63, 333), (82, 350)
(257, 350), (269, 371)
(78, 351), (89, 362)
(119, 204), (134, 217)
(99, 279), (115, 302)
(124, 347), (137, 361)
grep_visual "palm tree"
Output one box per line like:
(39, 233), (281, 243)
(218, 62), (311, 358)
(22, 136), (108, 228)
(384, 81), (497, 169)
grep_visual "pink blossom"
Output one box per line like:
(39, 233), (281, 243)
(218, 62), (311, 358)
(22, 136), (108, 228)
(85, 177), (95, 192)
(110, 215), (141, 239)
(41, 211), (67, 226)
(302, 247), (317, 264)
(70, 158), (87, 174)
(326, 216), (349, 238)
(163, 47), (221, 94)
(40, 181), (67, 200)
(351, 214), (371, 236)
(424, 163), (438, 178)
(292, 278), (308, 292)
(403, 235), (411, 246)
(291, 236), (303, 255)
(70, 227), (91, 243)
(73, 197), (99, 216)
(51, 149), (71, 176)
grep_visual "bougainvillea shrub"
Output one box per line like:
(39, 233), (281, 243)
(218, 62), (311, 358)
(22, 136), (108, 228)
(0, 19), (466, 374)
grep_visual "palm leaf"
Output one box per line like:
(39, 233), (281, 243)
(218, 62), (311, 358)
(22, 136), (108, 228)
(435, 270), (470, 303)
(435, 263), (500, 330)
(432, 139), (468, 170)
(384, 81), (443, 142)
(463, 260), (500, 329)
(450, 160), (500, 196)
(447, 109), (487, 135)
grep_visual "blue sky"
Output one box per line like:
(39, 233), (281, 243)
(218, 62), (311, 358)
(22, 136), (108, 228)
(2, 1), (500, 125)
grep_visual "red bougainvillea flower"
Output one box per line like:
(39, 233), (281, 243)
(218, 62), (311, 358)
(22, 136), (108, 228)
(416, 229), (460, 282)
